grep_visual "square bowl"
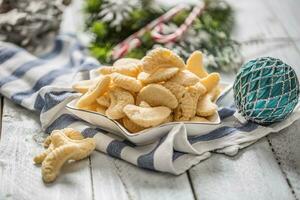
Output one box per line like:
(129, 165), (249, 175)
(66, 83), (232, 145)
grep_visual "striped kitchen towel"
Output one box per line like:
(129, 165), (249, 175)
(0, 34), (300, 174)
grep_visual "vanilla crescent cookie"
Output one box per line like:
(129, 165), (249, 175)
(141, 48), (185, 73)
(200, 72), (220, 93)
(174, 92), (192, 121)
(98, 63), (141, 77)
(137, 84), (178, 109)
(122, 117), (145, 133)
(186, 51), (208, 78)
(137, 67), (179, 84)
(196, 94), (218, 117)
(174, 82), (206, 121)
(96, 93), (110, 107)
(72, 78), (100, 94)
(208, 86), (222, 102)
(190, 116), (210, 122)
(123, 104), (171, 127)
(169, 70), (200, 86)
(96, 105), (106, 115)
(185, 82), (207, 117)
(76, 75), (111, 108)
(81, 103), (99, 112)
(110, 72), (142, 92)
(162, 81), (186, 101)
(106, 87), (134, 119)
(189, 82), (207, 96)
(163, 114), (173, 123)
(139, 101), (151, 108)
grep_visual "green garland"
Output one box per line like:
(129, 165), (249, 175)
(84, 0), (242, 71)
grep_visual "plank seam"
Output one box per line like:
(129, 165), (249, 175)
(89, 157), (95, 200)
(187, 170), (198, 200)
(113, 159), (133, 200)
(266, 136), (298, 200)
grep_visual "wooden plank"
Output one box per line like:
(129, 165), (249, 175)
(188, 0), (297, 199)
(264, 0), (300, 51)
(252, 1), (300, 198)
(268, 122), (300, 200)
(189, 139), (295, 200)
(228, 0), (286, 41)
(91, 151), (195, 200)
(0, 100), (93, 200)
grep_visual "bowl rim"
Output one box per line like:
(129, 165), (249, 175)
(66, 82), (232, 137)
(66, 100), (222, 137)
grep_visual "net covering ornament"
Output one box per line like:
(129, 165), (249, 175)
(233, 57), (299, 124)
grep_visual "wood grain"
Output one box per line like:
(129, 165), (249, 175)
(253, 6), (300, 196)
(91, 151), (195, 200)
(0, 100), (93, 200)
(265, 0), (300, 52)
(188, 0), (298, 199)
(255, 1), (300, 198)
(1, 0), (300, 199)
(189, 139), (295, 200)
(268, 122), (300, 199)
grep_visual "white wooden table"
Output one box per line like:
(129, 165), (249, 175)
(0, 0), (300, 199)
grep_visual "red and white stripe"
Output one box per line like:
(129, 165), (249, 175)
(151, 2), (205, 43)
(111, 2), (205, 60)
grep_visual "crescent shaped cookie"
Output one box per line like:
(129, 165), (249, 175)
(137, 84), (178, 109)
(72, 78), (100, 94)
(190, 116), (210, 122)
(138, 67), (179, 84)
(196, 94), (218, 117)
(186, 51), (208, 78)
(141, 48), (185, 73)
(169, 70), (200, 86)
(106, 87), (134, 119)
(76, 75), (111, 108)
(110, 72), (143, 92)
(200, 72), (220, 93)
(96, 93), (110, 107)
(162, 81), (186, 101)
(96, 105), (106, 115)
(98, 63), (141, 77)
(123, 104), (171, 127)
(122, 117), (145, 133)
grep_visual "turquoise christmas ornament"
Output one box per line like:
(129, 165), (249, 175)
(233, 57), (299, 124)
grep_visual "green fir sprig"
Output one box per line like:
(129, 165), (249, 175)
(84, 0), (242, 71)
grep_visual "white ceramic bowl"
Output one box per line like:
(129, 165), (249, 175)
(66, 83), (232, 145)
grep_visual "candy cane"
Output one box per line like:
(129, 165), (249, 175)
(151, 2), (205, 43)
(111, 5), (186, 60)
(111, 2), (205, 60)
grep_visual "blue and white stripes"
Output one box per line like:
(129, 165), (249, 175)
(1, 34), (300, 175)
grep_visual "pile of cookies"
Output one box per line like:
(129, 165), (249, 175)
(73, 48), (221, 133)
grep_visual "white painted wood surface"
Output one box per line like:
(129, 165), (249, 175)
(91, 152), (195, 200)
(0, 0), (300, 199)
(0, 100), (93, 200)
(265, 0), (300, 51)
(263, 1), (300, 197)
(189, 139), (295, 200)
(188, 0), (299, 199)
